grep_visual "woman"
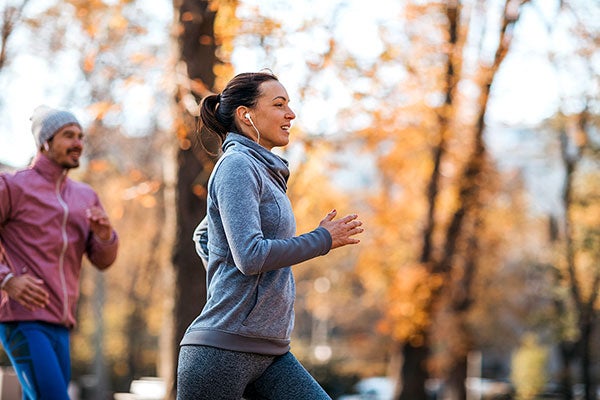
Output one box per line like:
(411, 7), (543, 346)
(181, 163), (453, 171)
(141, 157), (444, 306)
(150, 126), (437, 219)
(177, 71), (363, 400)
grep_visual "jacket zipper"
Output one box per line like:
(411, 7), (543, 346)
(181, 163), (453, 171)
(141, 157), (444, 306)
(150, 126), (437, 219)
(55, 171), (70, 323)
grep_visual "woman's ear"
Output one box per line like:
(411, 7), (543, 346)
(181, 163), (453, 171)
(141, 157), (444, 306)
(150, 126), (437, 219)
(236, 107), (252, 126)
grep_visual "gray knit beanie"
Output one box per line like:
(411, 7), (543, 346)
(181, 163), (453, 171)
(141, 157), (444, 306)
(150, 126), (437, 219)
(30, 105), (81, 149)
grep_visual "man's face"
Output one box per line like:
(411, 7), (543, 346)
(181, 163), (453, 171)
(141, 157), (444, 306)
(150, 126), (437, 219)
(44, 124), (84, 169)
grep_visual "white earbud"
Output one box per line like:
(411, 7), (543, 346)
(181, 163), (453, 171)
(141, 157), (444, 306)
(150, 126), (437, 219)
(43, 142), (50, 151)
(244, 113), (260, 144)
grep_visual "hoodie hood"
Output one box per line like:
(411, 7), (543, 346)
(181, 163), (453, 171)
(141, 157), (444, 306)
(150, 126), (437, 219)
(223, 132), (290, 192)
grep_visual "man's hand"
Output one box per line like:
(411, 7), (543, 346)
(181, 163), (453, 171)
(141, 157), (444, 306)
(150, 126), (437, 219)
(3, 275), (49, 311)
(86, 206), (113, 241)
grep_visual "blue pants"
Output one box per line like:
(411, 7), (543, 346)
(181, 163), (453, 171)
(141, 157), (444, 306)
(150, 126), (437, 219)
(177, 345), (331, 400)
(0, 321), (70, 400)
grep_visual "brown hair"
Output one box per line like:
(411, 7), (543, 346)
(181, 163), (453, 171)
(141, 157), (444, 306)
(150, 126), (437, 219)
(199, 71), (279, 145)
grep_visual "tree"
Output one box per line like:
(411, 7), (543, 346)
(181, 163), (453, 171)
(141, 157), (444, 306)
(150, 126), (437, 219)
(167, 0), (237, 397)
(345, 1), (531, 398)
(543, 3), (600, 398)
(405, 1), (529, 396)
(557, 117), (600, 400)
(0, 0), (31, 72)
(0, 0), (178, 394)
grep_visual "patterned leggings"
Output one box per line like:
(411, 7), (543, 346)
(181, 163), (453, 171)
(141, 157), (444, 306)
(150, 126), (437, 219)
(0, 321), (70, 400)
(177, 345), (331, 400)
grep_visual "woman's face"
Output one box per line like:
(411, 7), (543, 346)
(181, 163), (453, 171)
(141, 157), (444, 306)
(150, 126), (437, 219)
(247, 80), (296, 150)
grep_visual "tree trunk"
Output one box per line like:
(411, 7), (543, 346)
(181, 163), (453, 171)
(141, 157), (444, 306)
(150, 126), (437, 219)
(580, 313), (594, 400)
(397, 342), (429, 400)
(92, 271), (109, 400)
(446, 355), (468, 400)
(397, 2), (461, 397)
(168, 0), (219, 398)
(557, 341), (574, 400)
(559, 126), (600, 400)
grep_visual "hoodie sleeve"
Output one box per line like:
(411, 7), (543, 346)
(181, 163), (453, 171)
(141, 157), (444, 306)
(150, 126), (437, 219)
(0, 175), (14, 283)
(86, 196), (119, 269)
(193, 216), (209, 268)
(88, 232), (119, 269)
(213, 154), (331, 276)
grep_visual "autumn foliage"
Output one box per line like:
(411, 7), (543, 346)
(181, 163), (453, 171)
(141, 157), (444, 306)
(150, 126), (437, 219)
(0, 0), (599, 399)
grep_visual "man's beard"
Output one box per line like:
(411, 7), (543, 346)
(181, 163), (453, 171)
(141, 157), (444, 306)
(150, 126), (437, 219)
(61, 149), (81, 169)
(61, 160), (79, 169)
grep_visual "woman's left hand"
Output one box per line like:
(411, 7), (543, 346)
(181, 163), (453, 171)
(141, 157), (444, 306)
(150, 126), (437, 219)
(318, 209), (363, 249)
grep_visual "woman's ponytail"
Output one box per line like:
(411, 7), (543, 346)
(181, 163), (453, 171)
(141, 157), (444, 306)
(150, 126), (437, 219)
(197, 71), (279, 147)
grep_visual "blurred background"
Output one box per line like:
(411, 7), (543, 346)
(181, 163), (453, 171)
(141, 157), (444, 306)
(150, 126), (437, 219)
(0, 0), (599, 399)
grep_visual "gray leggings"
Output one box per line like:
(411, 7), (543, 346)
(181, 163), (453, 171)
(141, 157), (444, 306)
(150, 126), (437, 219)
(177, 345), (331, 400)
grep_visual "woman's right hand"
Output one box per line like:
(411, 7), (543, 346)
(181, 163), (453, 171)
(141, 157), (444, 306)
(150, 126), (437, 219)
(318, 209), (364, 250)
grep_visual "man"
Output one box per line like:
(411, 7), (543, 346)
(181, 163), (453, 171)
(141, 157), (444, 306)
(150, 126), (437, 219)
(0, 106), (119, 399)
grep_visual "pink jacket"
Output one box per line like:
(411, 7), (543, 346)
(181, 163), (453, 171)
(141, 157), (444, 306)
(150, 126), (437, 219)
(0, 154), (118, 329)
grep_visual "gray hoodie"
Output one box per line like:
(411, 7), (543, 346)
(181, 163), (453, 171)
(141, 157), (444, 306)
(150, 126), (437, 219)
(181, 133), (332, 355)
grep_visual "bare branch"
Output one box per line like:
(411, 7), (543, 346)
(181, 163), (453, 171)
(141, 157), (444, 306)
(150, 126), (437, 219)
(0, 0), (31, 71)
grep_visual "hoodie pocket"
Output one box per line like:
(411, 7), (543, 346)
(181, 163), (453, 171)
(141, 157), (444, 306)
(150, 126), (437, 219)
(240, 271), (294, 339)
(242, 273), (262, 325)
